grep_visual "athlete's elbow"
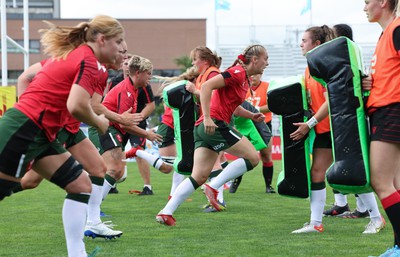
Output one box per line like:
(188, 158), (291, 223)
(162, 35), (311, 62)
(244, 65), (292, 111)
(67, 99), (84, 119)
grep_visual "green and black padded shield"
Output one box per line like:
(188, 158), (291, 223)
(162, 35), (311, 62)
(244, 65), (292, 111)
(306, 36), (372, 194)
(163, 80), (198, 175)
(267, 76), (311, 198)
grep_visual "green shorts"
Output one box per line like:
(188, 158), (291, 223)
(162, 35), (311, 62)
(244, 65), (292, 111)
(234, 116), (267, 151)
(57, 128), (87, 149)
(194, 119), (242, 152)
(88, 126), (129, 155)
(0, 108), (66, 178)
(157, 123), (175, 148)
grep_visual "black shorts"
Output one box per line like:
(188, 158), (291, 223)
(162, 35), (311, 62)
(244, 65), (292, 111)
(313, 132), (332, 149)
(369, 103), (400, 143)
(129, 122), (147, 149)
(266, 121), (272, 132)
(129, 134), (146, 148)
(89, 126), (129, 154)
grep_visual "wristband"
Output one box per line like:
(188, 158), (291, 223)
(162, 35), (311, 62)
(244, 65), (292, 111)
(306, 116), (318, 129)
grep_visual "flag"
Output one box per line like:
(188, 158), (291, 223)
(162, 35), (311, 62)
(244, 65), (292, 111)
(215, 0), (230, 11)
(300, 0), (311, 15)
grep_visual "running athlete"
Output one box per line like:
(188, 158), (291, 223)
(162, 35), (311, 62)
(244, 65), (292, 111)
(230, 73), (275, 194)
(88, 55), (172, 216)
(156, 44), (268, 226)
(12, 42), (141, 240)
(185, 46), (229, 212)
(0, 15), (125, 257)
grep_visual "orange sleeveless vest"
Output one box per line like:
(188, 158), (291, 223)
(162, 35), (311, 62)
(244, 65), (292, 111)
(367, 17), (400, 109)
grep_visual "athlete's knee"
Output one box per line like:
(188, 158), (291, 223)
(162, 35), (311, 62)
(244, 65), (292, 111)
(311, 167), (326, 179)
(50, 156), (84, 189)
(160, 163), (173, 174)
(106, 165), (125, 180)
(244, 158), (258, 171)
(0, 178), (18, 201)
(370, 179), (387, 198)
(86, 161), (107, 177)
(259, 152), (269, 163)
(248, 153), (260, 168)
(22, 179), (41, 190)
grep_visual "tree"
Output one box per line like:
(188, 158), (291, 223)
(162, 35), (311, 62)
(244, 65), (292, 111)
(174, 56), (192, 73)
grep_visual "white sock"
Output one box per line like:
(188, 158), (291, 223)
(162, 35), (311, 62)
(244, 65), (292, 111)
(136, 150), (164, 170)
(144, 184), (152, 190)
(162, 178), (195, 215)
(63, 197), (88, 257)
(310, 188), (326, 226)
(101, 179), (113, 200)
(170, 171), (185, 196)
(355, 195), (367, 212)
(86, 183), (103, 225)
(209, 159), (247, 190)
(334, 193), (348, 207)
(217, 185), (224, 203)
(358, 192), (381, 222)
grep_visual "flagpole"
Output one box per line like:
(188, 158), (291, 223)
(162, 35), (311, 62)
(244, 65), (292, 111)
(214, 0), (219, 53)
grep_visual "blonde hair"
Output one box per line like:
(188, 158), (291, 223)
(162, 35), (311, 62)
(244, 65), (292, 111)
(128, 55), (153, 75)
(229, 44), (266, 67)
(40, 15), (124, 60)
(228, 44), (266, 86)
(155, 66), (199, 94)
(396, 0), (400, 16)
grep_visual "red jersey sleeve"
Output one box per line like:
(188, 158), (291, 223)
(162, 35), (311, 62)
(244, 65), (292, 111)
(74, 57), (101, 96)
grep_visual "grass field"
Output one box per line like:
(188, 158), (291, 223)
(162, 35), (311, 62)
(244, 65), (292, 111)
(0, 161), (392, 257)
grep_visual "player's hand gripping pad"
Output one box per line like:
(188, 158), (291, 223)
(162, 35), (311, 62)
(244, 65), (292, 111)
(306, 37), (372, 194)
(163, 80), (198, 175)
(268, 76), (311, 198)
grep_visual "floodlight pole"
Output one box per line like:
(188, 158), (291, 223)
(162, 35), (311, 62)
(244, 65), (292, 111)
(23, 0), (29, 70)
(1, 0), (8, 86)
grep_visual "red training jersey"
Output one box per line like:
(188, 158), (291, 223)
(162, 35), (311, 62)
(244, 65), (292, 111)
(16, 44), (103, 141)
(162, 106), (174, 129)
(66, 63), (108, 134)
(102, 76), (139, 134)
(196, 65), (249, 125)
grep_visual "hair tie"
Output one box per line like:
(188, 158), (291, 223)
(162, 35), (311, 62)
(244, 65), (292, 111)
(238, 54), (247, 63)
